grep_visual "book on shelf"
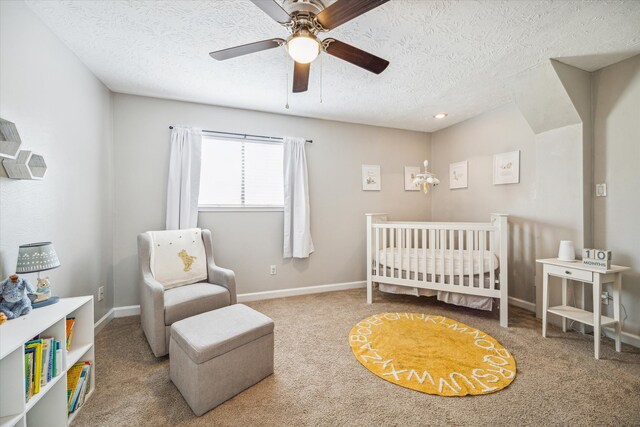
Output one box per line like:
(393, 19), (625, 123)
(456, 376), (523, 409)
(77, 368), (90, 408)
(55, 342), (62, 377)
(66, 317), (76, 351)
(40, 338), (49, 387)
(67, 361), (92, 414)
(24, 337), (61, 402)
(25, 348), (35, 399)
(25, 339), (42, 395)
(24, 353), (33, 400)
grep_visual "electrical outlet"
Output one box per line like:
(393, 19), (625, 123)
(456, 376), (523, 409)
(595, 183), (607, 197)
(601, 291), (609, 305)
(98, 286), (105, 302)
(270, 265), (277, 275)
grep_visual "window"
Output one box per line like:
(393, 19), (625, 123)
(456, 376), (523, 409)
(199, 135), (284, 210)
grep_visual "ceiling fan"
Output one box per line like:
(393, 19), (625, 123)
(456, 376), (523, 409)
(209, 0), (391, 93)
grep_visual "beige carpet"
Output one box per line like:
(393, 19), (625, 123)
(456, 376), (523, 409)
(72, 289), (640, 426)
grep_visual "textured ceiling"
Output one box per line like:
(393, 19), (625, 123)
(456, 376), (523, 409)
(26, 0), (640, 132)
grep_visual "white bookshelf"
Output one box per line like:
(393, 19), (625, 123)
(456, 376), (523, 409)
(0, 296), (94, 427)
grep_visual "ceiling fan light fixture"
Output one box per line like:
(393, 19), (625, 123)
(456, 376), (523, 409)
(286, 33), (320, 64)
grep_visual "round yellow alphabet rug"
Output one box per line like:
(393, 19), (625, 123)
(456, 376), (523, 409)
(349, 313), (516, 396)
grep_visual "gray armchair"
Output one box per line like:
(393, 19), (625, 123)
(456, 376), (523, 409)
(138, 229), (236, 357)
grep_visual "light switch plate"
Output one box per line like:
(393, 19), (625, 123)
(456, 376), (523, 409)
(595, 183), (607, 197)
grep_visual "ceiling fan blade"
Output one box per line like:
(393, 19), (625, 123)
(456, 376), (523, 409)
(209, 38), (284, 61)
(324, 39), (389, 74)
(292, 62), (310, 93)
(249, 0), (292, 24)
(316, 0), (390, 30)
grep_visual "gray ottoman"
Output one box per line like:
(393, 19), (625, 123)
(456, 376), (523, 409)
(169, 304), (274, 416)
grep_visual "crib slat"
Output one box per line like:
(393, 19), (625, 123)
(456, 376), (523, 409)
(458, 230), (464, 287)
(478, 230), (485, 288)
(467, 230), (474, 287)
(405, 228), (410, 279)
(390, 227), (395, 279)
(448, 229), (454, 286)
(429, 229), (435, 282)
(375, 227), (380, 277)
(400, 228), (403, 273)
(399, 229), (404, 279)
(422, 229), (427, 282)
(439, 229), (446, 285)
(413, 228), (418, 281)
(489, 230), (495, 290)
(382, 227), (387, 278)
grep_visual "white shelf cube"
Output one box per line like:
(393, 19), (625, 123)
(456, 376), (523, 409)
(0, 119), (22, 160)
(0, 296), (94, 427)
(2, 150), (47, 180)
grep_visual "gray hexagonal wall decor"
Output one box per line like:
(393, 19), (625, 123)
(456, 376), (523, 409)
(0, 118), (22, 159)
(2, 150), (47, 180)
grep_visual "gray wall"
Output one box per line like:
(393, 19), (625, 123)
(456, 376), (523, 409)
(592, 55), (640, 337)
(112, 94), (430, 307)
(551, 60), (594, 249)
(429, 105), (584, 305)
(0, 0), (114, 320)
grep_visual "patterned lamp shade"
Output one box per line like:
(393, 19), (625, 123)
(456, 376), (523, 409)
(16, 242), (61, 273)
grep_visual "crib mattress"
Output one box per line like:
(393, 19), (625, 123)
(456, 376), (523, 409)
(376, 248), (499, 276)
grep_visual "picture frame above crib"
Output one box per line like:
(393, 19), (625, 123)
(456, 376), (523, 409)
(449, 161), (468, 189)
(404, 166), (420, 191)
(493, 150), (520, 185)
(362, 164), (381, 191)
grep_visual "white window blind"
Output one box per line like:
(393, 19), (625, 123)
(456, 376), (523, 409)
(199, 135), (284, 209)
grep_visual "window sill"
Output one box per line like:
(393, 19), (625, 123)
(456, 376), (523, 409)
(198, 206), (284, 212)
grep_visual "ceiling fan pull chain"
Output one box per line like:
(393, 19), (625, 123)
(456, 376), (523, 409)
(285, 70), (290, 109)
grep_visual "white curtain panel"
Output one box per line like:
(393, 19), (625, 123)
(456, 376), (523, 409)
(166, 126), (202, 230)
(283, 136), (314, 258)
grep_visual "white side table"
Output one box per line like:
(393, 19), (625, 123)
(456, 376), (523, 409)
(536, 258), (629, 359)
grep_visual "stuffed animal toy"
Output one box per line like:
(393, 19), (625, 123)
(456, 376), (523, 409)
(0, 274), (35, 319)
(34, 277), (51, 303)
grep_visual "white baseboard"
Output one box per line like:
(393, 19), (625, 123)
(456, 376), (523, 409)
(114, 305), (140, 317)
(237, 281), (366, 302)
(508, 296), (536, 312)
(94, 308), (114, 334)
(603, 326), (640, 349)
(94, 305), (140, 333)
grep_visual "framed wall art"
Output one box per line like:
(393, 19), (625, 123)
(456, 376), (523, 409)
(362, 164), (381, 191)
(404, 166), (420, 191)
(493, 150), (520, 185)
(449, 160), (468, 189)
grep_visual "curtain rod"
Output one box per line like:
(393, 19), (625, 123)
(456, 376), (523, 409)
(169, 126), (312, 143)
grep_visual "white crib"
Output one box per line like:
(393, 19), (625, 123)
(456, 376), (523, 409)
(366, 213), (509, 327)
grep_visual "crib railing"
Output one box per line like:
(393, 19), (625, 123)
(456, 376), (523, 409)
(365, 213), (509, 327)
(374, 222), (496, 286)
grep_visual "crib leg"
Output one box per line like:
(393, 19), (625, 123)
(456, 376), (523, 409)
(367, 280), (373, 304)
(500, 296), (508, 327)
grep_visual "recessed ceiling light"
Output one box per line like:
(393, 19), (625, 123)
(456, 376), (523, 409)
(434, 113), (448, 119)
